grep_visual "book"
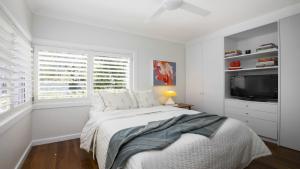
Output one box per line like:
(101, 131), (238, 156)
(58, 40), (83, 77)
(228, 67), (242, 70)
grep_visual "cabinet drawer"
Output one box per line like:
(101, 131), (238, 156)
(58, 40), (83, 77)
(248, 117), (278, 140)
(225, 99), (249, 109)
(226, 112), (249, 123)
(225, 99), (278, 114)
(247, 102), (278, 114)
(226, 112), (277, 140)
(225, 106), (277, 122)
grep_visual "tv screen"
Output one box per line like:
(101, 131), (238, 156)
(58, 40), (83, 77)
(230, 75), (278, 101)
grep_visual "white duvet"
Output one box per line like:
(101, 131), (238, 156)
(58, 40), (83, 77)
(80, 106), (271, 169)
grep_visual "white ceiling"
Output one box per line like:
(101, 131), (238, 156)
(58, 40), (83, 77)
(26, 0), (300, 43)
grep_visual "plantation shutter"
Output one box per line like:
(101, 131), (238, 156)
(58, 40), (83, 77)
(93, 54), (130, 91)
(0, 16), (14, 114)
(37, 51), (88, 100)
(0, 12), (32, 115)
(12, 36), (32, 107)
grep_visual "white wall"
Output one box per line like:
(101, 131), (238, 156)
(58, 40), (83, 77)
(31, 14), (185, 141)
(0, 111), (32, 169)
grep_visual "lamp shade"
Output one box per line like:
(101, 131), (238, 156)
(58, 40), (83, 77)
(163, 90), (177, 97)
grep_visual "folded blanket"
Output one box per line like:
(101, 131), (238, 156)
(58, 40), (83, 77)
(105, 112), (227, 169)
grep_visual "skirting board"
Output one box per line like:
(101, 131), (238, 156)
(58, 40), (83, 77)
(32, 133), (81, 146)
(15, 142), (32, 169)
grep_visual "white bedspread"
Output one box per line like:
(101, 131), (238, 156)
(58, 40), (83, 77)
(80, 106), (271, 169)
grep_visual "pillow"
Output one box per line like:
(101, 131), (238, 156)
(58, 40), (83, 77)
(134, 90), (160, 108)
(100, 90), (137, 111)
(90, 93), (106, 111)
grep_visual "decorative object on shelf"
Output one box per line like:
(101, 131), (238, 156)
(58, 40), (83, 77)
(174, 103), (193, 110)
(153, 60), (176, 86)
(163, 90), (177, 105)
(256, 43), (278, 52)
(228, 60), (241, 70)
(256, 57), (278, 67)
(245, 50), (251, 54)
(225, 50), (242, 57)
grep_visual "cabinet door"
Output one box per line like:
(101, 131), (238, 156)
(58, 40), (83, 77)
(280, 13), (300, 151)
(186, 43), (204, 111)
(202, 38), (224, 115)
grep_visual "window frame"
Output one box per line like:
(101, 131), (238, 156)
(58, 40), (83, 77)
(33, 44), (134, 106)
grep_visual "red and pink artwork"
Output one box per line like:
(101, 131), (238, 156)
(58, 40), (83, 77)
(153, 60), (176, 86)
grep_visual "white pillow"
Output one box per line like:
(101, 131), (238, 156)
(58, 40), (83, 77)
(100, 90), (137, 111)
(90, 93), (106, 112)
(134, 90), (160, 108)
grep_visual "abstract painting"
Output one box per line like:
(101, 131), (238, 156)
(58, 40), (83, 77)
(153, 60), (176, 86)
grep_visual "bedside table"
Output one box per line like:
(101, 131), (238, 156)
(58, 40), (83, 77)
(174, 103), (193, 110)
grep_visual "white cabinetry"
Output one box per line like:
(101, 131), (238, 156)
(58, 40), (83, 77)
(185, 38), (224, 115)
(280, 13), (300, 151)
(225, 99), (278, 140)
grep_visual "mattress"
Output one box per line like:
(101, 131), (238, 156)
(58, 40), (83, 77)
(80, 106), (271, 169)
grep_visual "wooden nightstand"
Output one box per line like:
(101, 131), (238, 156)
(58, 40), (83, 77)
(174, 103), (193, 110)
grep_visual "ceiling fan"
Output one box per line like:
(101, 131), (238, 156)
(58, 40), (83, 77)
(146, 0), (210, 22)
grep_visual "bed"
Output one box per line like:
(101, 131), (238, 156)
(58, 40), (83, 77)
(80, 105), (271, 169)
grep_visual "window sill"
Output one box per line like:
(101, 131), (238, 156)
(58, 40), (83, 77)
(33, 100), (91, 110)
(0, 105), (32, 136)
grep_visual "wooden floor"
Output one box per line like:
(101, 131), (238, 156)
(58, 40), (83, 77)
(22, 139), (300, 169)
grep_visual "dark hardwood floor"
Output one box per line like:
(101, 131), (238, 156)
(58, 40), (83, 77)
(22, 139), (300, 169)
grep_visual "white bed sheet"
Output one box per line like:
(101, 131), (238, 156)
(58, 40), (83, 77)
(80, 106), (271, 169)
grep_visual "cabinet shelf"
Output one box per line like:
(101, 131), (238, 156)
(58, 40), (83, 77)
(225, 66), (278, 72)
(224, 49), (278, 60)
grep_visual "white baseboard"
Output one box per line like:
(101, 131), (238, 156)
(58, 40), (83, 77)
(14, 142), (32, 169)
(32, 133), (81, 146)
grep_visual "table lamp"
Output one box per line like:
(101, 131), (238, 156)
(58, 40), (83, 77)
(163, 90), (177, 105)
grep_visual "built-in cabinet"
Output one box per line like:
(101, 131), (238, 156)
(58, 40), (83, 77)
(280, 13), (300, 151)
(185, 38), (224, 116)
(186, 13), (300, 151)
(223, 23), (280, 141)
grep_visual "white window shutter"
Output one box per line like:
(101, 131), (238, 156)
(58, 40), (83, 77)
(93, 54), (130, 91)
(11, 36), (32, 107)
(0, 11), (33, 116)
(0, 16), (14, 114)
(37, 51), (88, 100)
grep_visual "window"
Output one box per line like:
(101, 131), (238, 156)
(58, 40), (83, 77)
(12, 37), (32, 106)
(0, 13), (32, 116)
(0, 17), (13, 115)
(35, 47), (132, 101)
(93, 55), (130, 91)
(37, 51), (88, 100)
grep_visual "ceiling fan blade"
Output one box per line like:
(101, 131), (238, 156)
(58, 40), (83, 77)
(146, 6), (165, 23)
(181, 2), (210, 16)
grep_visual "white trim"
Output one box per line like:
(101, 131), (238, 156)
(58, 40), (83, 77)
(33, 100), (91, 110)
(14, 142), (32, 169)
(33, 38), (136, 55)
(0, 105), (32, 136)
(32, 133), (81, 146)
(0, 1), (31, 41)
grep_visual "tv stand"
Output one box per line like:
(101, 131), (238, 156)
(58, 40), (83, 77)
(225, 98), (278, 140)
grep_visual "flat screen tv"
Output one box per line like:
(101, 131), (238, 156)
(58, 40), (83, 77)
(230, 74), (278, 102)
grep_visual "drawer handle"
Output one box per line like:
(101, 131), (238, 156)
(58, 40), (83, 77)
(245, 113), (249, 115)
